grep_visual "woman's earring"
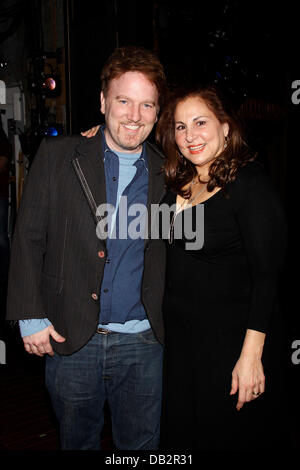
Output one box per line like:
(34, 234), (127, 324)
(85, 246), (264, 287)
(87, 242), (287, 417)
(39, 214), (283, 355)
(224, 136), (228, 149)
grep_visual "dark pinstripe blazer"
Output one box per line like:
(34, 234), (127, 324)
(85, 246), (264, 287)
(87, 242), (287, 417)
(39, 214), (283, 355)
(6, 132), (166, 354)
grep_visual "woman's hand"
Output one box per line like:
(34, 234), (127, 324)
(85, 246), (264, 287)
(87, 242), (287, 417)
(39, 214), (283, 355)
(230, 352), (265, 410)
(81, 125), (100, 138)
(230, 329), (266, 410)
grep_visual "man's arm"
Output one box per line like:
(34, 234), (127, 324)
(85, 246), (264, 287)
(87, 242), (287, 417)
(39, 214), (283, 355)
(6, 138), (67, 355)
(6, 139), (50, 320)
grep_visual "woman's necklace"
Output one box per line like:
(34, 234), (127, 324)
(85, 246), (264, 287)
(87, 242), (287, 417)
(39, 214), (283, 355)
(168, 181), (206, 245)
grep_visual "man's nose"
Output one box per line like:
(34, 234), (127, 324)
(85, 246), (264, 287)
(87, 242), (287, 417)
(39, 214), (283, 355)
(127, 104), (141, 122)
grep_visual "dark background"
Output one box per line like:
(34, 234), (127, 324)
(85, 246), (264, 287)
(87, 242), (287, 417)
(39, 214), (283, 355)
(0, 0), (299, 452)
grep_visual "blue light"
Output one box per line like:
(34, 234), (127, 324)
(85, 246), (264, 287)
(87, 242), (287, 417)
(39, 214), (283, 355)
(45, 126), (58, 136)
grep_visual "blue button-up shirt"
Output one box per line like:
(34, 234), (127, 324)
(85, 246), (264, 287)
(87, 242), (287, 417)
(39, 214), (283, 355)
(99, 127), (149, 325)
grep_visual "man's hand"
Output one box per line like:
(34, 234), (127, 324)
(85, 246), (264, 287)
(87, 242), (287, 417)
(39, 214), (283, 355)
(23, 325), (66, 357)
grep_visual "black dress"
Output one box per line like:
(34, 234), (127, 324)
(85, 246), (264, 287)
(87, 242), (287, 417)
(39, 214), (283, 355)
(160, 162), (288, 450)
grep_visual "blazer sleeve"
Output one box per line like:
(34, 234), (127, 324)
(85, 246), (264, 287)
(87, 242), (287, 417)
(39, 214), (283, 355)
(233, 166), (287, 333)
(6, 138), (50, 321)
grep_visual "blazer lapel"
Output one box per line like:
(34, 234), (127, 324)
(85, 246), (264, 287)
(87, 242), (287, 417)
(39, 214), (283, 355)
(71, 135), (165, 244)
(146, 141), (165, 206)
(72, 135), (164, 210)
(71, 131), (107, 213)
(145, 141), (166, 244)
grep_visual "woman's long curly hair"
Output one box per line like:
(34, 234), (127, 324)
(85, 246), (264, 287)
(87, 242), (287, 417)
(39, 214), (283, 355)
(156, 85), (256, 198)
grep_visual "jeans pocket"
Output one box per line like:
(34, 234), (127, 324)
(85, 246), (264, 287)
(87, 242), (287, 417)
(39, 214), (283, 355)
(138, 328), (159, 345)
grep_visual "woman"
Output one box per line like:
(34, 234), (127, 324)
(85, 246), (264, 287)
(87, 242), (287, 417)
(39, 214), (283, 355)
(155, 85), (287, 450)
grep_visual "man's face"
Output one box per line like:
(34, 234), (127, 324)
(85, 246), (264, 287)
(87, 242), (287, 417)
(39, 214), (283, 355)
(100, 71), (159, 153)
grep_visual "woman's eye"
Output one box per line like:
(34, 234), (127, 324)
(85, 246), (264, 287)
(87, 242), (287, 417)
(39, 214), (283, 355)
(197, 120), (206, 126)
(175, 125), (185, 131)
(144, 103), (153, 109)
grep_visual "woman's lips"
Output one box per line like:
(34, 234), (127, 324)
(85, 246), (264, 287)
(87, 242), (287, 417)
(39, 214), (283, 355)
(188, 143), (206, 154)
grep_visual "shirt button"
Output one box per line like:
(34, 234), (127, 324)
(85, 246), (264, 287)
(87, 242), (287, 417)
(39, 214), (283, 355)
(112, 176), (117, 181)
(98, 250), (105, 258)
(103, 288), (109, 293)
(91, 293), (98, 300)
(106, 258), (110, 264)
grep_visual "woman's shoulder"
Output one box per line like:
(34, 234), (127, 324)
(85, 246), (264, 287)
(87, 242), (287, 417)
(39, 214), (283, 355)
(229, 160), (273, 194)
(235, 160), (266, 182)
(226, 159), (284, 207)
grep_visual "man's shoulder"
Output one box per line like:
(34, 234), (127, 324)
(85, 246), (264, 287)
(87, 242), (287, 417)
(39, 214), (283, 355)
(43, 134), (83, 151)
(37, 135), (88, 167)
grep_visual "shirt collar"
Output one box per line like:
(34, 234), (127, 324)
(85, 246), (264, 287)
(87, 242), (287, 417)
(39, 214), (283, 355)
(100, 125), (148, 170)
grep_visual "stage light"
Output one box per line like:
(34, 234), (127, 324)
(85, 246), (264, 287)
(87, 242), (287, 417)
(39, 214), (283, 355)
(29, 74), (61, 97)
(41, 74), (61, 97)
(43, 77), (56, 91)
(44, 126), (58, 136)
(43, 123), (63, 136)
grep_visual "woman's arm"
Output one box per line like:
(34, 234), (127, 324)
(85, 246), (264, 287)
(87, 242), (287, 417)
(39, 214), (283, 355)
(81, 125), (100, 137)
(229, 164), (287, 410)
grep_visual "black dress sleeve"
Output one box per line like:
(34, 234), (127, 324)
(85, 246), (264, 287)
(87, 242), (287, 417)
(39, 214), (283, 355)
(231, 163), (287, 333)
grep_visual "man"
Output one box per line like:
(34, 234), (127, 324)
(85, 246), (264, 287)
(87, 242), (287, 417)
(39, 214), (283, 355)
(6, 46), (166, 450)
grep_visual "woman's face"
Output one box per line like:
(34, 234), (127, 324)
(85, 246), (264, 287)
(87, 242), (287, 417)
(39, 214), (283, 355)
(174, 96), (229, 173)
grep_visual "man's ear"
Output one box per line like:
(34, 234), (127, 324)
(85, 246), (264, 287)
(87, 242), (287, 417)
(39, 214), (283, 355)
(100, 91), (105, 114)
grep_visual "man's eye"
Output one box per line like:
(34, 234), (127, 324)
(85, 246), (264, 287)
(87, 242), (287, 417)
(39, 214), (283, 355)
(197, 120), (206, 126)
(144, 103), (153, 109)
(119, 100), (127, 104)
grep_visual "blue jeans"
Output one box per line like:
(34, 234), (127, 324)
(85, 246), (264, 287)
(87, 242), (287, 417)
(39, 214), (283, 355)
(45, 328), (163, 450)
